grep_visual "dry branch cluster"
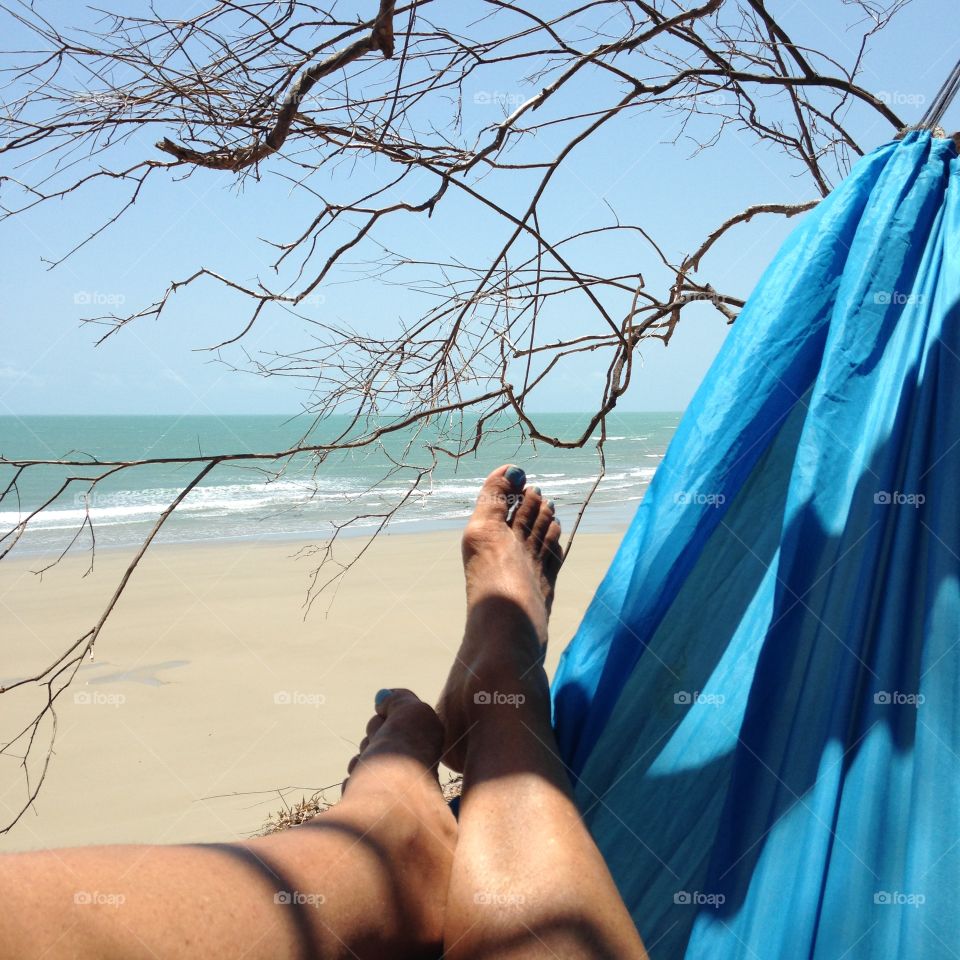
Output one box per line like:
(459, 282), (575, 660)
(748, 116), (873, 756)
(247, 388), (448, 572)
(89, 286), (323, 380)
(0, 0), (911, 832)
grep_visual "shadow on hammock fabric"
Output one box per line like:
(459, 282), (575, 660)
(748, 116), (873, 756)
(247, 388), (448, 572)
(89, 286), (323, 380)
(552, 131), (960, 959)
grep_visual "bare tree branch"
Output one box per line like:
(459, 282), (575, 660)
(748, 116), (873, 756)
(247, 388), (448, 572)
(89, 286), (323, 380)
(0, 0), (918, 831)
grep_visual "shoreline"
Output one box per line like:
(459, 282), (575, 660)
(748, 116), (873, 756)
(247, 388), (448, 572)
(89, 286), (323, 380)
(5, 497), (638, 560)
(0, 526), (624, 852)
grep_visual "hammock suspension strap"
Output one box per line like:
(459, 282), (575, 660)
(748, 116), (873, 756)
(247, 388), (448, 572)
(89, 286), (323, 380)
(920, 56), (960, 131)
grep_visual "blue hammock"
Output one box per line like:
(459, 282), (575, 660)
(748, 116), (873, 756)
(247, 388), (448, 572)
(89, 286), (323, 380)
(552, 131), (960, 959)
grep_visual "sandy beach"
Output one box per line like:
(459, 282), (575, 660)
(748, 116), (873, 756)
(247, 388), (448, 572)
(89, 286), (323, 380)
(0, 528), (622, 852)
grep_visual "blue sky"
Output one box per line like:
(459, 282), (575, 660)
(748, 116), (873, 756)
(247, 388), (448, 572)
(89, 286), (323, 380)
(2, 1), (957, 416)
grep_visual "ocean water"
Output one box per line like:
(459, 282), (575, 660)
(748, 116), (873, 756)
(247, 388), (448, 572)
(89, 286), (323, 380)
(0, 413), (679, 553)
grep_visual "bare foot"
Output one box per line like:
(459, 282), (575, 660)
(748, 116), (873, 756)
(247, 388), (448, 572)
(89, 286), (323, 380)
(343, 687), (446, 794)
(437, 465), (563, 771)
(333, 688), (457, 956)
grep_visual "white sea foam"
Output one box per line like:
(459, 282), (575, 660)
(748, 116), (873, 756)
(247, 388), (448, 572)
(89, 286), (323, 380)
(1, 466), (658, 533)
(1, 413), (675, 551)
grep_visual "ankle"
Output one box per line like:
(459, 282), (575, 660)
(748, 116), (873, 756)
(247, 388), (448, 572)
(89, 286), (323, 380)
(345, 753), (440, 806)
(464, 661), (550, 724)
(464, 601), (544, 659)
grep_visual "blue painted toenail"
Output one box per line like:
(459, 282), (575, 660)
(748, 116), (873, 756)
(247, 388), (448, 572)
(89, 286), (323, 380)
(375, 688), (393, 707)
(531, 485), (542, 495)
(505, 466), (525, 488)
(547, 499), (555, 511)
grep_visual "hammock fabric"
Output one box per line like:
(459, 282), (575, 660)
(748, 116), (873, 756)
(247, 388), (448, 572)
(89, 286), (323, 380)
(552, 131), (960, 959)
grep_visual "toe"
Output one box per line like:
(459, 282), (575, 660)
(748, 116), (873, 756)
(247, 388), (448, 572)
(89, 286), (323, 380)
(511, 484), (542, 537)
(374, 686), (422, 718)
(467, 464), (525, 527)
(530, 496), (555, 549)
(373, 688), (443, 746)
(543, 517), (564, 580)
(355, 688), (446, 778)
